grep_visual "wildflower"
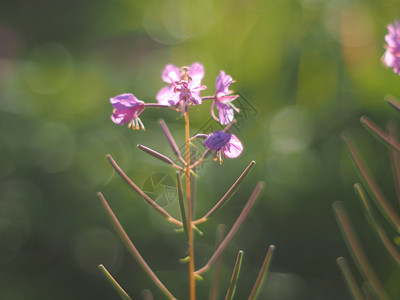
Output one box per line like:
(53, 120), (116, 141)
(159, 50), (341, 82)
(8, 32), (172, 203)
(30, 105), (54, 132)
(110, 93), (145, 130)
(211, 71), (239, 125)
(156, 63), (206, 109)
(203, 130), (243, 163)
(383, 20), (400, 74)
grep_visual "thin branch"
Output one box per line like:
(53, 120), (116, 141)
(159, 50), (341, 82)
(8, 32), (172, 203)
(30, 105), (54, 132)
(387, 98), (400, 114)
(195, 182), (264, 275)
(336, 257), (365, 300)
(141, 289), (154, 300)
(354, 184), (400, 265)
(97, 192), (177, 300)
(387, 122), (400, 207)
(98, 264), (132, 300)
(106, 154), (182, 227)
(333, 201), (391, 300)
(137, 144), (184, 171)
(159, 119), (186, 164)
(248, 245), (275, 300)
(360, 116), (400, 151)
(194, 161), (256, 224)
(224, 250), (244, 300)
(361, 282), (375, 300)
(209, 224), (227, 300)
(342, 132), (400, 233)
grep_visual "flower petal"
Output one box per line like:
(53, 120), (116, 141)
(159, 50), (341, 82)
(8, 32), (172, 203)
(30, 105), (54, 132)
(215, 70), (234, 95)
(111, 109), (136, 125)
(223, 134), (243, 158)
(110, 93), (141, 110)
(156, 86), (176, 105)
(217, 103), (234, 125)
(203, 131), (231, 151)
(188, 62), (205, 81)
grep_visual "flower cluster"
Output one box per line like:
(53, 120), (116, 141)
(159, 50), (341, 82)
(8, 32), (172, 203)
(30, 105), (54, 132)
(383, 20), (400, 74)
(109, 63), (243, 160)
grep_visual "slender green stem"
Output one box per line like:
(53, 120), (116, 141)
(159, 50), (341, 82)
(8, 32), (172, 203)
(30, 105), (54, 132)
(248, 245), (275, 300)
(185, 111), (196, 300)
(333, 201), (391, 300)
(225, 250), (244, 300)
(98, 264), (132, 300)
(336, 257), (365, 300)
(97, 192), (177, 300)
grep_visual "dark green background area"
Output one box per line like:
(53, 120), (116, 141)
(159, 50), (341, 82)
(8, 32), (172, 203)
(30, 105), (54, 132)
(1, 0), (400, 299)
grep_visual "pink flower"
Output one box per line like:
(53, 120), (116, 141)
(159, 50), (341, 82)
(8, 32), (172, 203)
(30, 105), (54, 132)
(211, 71), (239, 125)
(383, 20), (400, 74)
(156, 63), (206, 108)
(203, 130), (243, 163)
(110, 93), (145, 130)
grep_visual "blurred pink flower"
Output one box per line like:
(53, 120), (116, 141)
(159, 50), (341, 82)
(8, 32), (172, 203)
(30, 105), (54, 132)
(383, 20), (400, 74)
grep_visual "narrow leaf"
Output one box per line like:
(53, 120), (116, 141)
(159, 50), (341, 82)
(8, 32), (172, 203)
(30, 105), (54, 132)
(107, 154), (182, 227)
(342, 132), (400, 233)
(248, 245), (275, 300)
(137, 144), (183, 171)
(141, 289), (154, 300)
(354, 184), (400, 265)
(97, 192), (177, 300)
(195, 182), (264, 275)
(198, 161), (256, 222)
(336, 257), (365, 300)
(98, 264), (132, 300)
(387, 98), (400, 114)
(159, 119), (185, 164)
(360, 116), (400, 151)
(209, 224), (227, 300)
(387, 122), (400, 207)
(225, 250), (244, 300)
(333, 201), (391, 300)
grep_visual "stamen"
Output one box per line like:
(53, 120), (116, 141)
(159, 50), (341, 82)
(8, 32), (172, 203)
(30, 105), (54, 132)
(137, 118), (145, 131)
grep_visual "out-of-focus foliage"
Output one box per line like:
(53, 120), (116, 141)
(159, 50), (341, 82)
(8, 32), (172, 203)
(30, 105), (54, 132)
(1, 0), (400, 299)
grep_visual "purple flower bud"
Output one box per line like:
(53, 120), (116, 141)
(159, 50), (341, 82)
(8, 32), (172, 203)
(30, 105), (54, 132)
(203, 131), (243, 162)
(383, 20), (400, 74)
(110, 93), (145, 130)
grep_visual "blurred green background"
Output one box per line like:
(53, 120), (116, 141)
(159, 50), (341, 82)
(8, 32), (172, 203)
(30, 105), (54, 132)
(2, 0), (400, 299)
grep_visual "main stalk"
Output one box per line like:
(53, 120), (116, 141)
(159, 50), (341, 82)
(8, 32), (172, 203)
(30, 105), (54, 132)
(185, 111), (196, 300)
